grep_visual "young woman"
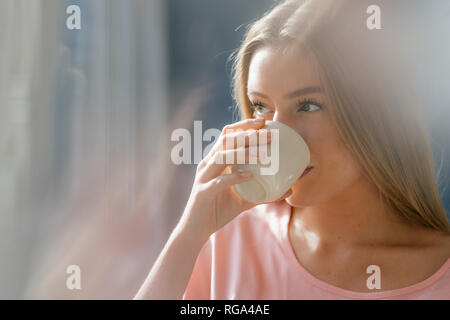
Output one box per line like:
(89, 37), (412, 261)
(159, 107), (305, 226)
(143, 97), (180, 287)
(135, 0), (450, 299)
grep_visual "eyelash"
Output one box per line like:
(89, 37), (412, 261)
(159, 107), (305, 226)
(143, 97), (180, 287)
(250, 98), (323, 114)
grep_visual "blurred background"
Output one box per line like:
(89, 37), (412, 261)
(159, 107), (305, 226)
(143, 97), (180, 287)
(0, 0), (448, 299)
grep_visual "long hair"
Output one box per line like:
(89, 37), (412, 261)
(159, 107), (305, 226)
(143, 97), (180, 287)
(229, 0), (450, 233)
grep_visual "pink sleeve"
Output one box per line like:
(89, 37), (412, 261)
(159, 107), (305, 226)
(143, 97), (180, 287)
(182, 237), (213, 300)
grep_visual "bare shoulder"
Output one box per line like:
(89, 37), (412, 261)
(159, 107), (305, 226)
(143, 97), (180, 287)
(409, 230), (450, 275)
(413, 228), (450, 261)
(420, 227), (450, 252)
(431, 232), (450, 258)
(370, 229), (450, 290)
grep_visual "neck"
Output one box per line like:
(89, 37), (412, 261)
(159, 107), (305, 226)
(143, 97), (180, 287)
(291, 177), (421, 249)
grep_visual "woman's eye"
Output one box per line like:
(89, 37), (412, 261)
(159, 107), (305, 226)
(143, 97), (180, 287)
(250, 102), (272, 114)
(297, 101), (322, 113)
(250, 100), (322, 114)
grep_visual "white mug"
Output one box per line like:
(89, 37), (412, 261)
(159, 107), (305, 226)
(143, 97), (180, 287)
(231, 120), (310, 204)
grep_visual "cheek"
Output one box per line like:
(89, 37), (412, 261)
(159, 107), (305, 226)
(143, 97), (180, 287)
(287, 126), (363, 205)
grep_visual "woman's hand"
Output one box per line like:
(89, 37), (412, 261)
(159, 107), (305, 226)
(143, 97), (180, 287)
(135, 118), (292, 300)
(177, 118), (292, 243)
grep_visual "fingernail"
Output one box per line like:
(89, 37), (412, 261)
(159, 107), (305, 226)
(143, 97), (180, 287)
(239, 170), (252, 177)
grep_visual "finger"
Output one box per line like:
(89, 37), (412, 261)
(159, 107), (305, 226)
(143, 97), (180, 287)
(205, 169), (253, 194)
(204, 129), (271, 168)
(198, 118), (267, 169)
(199, 147), (262, 183)
(223, 118), (266, 134)
(219, 129), (272, 151)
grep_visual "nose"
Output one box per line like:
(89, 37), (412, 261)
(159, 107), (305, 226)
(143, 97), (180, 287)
(273, 109), (295, 129)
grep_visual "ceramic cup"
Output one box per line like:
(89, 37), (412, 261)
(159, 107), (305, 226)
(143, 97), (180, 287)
(231, 120), (310, 204)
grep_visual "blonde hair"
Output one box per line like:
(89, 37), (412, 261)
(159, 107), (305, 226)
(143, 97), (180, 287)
(229, 0), (450, 233)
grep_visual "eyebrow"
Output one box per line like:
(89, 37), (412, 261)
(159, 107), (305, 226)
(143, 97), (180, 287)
(248, 86), (323, 100)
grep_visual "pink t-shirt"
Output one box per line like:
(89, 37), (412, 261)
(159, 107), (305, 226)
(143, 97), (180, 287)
(183, 200), (450, 299)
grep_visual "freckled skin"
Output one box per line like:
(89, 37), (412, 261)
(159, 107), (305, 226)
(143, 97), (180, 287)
(247, 46), (363, 208)
(247, 46), (450, 292)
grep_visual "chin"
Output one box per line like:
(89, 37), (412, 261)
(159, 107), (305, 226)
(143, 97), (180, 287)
(285, 167), (320, 206)
(285, 180), (321, 207)
(285, 193), (313, 208)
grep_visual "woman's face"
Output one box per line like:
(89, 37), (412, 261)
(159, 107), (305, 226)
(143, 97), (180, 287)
(247, 46), (365, 207)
